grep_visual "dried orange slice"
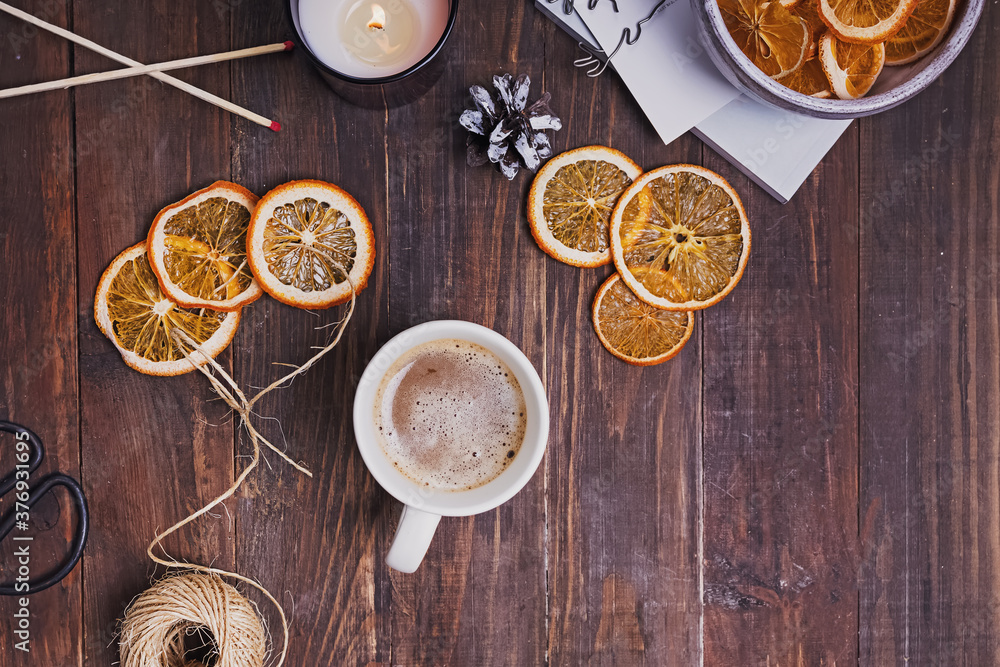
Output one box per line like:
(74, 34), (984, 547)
(247, 180), (374, 309)
(719, 0), (810, 80)
(95, 242), (240, 376)
(147, 181), (262, 312)
(592, 272), (694, 365)
(818, 0), (917, 43)
(818, 32), (886, 99)
(610, 165), (750, 311)
(528, 146), (642, 268)
(780, 53), (833, 97)
(792, 0), (828, 41)
(885, 0), (956, 64)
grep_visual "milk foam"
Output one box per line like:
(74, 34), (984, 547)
(373, 339), (527, 492)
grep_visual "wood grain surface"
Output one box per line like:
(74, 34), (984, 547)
(0, 0), (998, 665)
(858, 10), (1000, 663)
(541, 18), (704, 667)
(701, 127), (861, 665)
(0, 2), (81, 664)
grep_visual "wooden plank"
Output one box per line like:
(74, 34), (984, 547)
(540, 18), (704, 667)
(0, 1), (80, 664)
(858, 6), (1000, 662)
(701, 126), (860, 662)
(71, 2), (235, 664)
(383, 5), (550, 665)
(228, 3), (392, 664)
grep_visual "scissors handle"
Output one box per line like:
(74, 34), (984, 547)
(0, 421), (89, 595)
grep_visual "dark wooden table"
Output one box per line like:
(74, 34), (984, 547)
(1, 0), (998, 664)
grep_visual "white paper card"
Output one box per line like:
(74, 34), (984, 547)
(576, 0), (740, 145)
(692, 97), (853, 203)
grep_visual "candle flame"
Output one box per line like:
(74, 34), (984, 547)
(367, 4), (386, 30)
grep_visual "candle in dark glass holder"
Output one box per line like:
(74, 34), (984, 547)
(289, 0), (458, 108)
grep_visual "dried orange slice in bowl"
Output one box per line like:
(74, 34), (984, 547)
(791, 0), (828, 40)
(610, 165), (750, 311)
(247, 180), (374, 309)
(818, 0), (917, 43)
(95, 242), (241, 376)
(818, 32), (886, 99)
(147, 181), (262, 312)
(592, 272), (694, 365)
(719, 0), (810, 80)
(885, 0), (956, 64)
(528, 146), (641, 268)
(781, 53), (833, 97)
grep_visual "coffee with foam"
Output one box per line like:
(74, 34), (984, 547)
(373, 339), (527, 492)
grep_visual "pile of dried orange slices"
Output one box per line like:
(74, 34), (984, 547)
(95, 180), (374, 375)
(529, 146), (751, 365)
(719, 0), (957, 99)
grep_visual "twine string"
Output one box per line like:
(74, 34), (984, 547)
(128, 262), (357, 667)
(119, 572), (268, 667)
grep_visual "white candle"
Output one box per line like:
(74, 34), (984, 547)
(299, 0), (451, 79)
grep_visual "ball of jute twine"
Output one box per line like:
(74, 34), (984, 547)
(120, 265), (356, 667)
(119, 572), (267, 667)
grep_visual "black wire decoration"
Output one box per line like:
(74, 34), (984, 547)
(542, 0), (668, 77)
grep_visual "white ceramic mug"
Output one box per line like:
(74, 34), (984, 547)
(353, 320), (548, 573)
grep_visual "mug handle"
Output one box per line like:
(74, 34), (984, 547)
(386, 505), (441, 573)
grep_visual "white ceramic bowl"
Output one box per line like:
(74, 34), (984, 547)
(691, 0), (985, 119)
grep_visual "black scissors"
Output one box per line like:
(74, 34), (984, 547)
(0, 420), (88, 595)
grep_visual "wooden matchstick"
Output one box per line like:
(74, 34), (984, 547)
(0, 42), (294, 101)
(0, 1), (283, 131)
